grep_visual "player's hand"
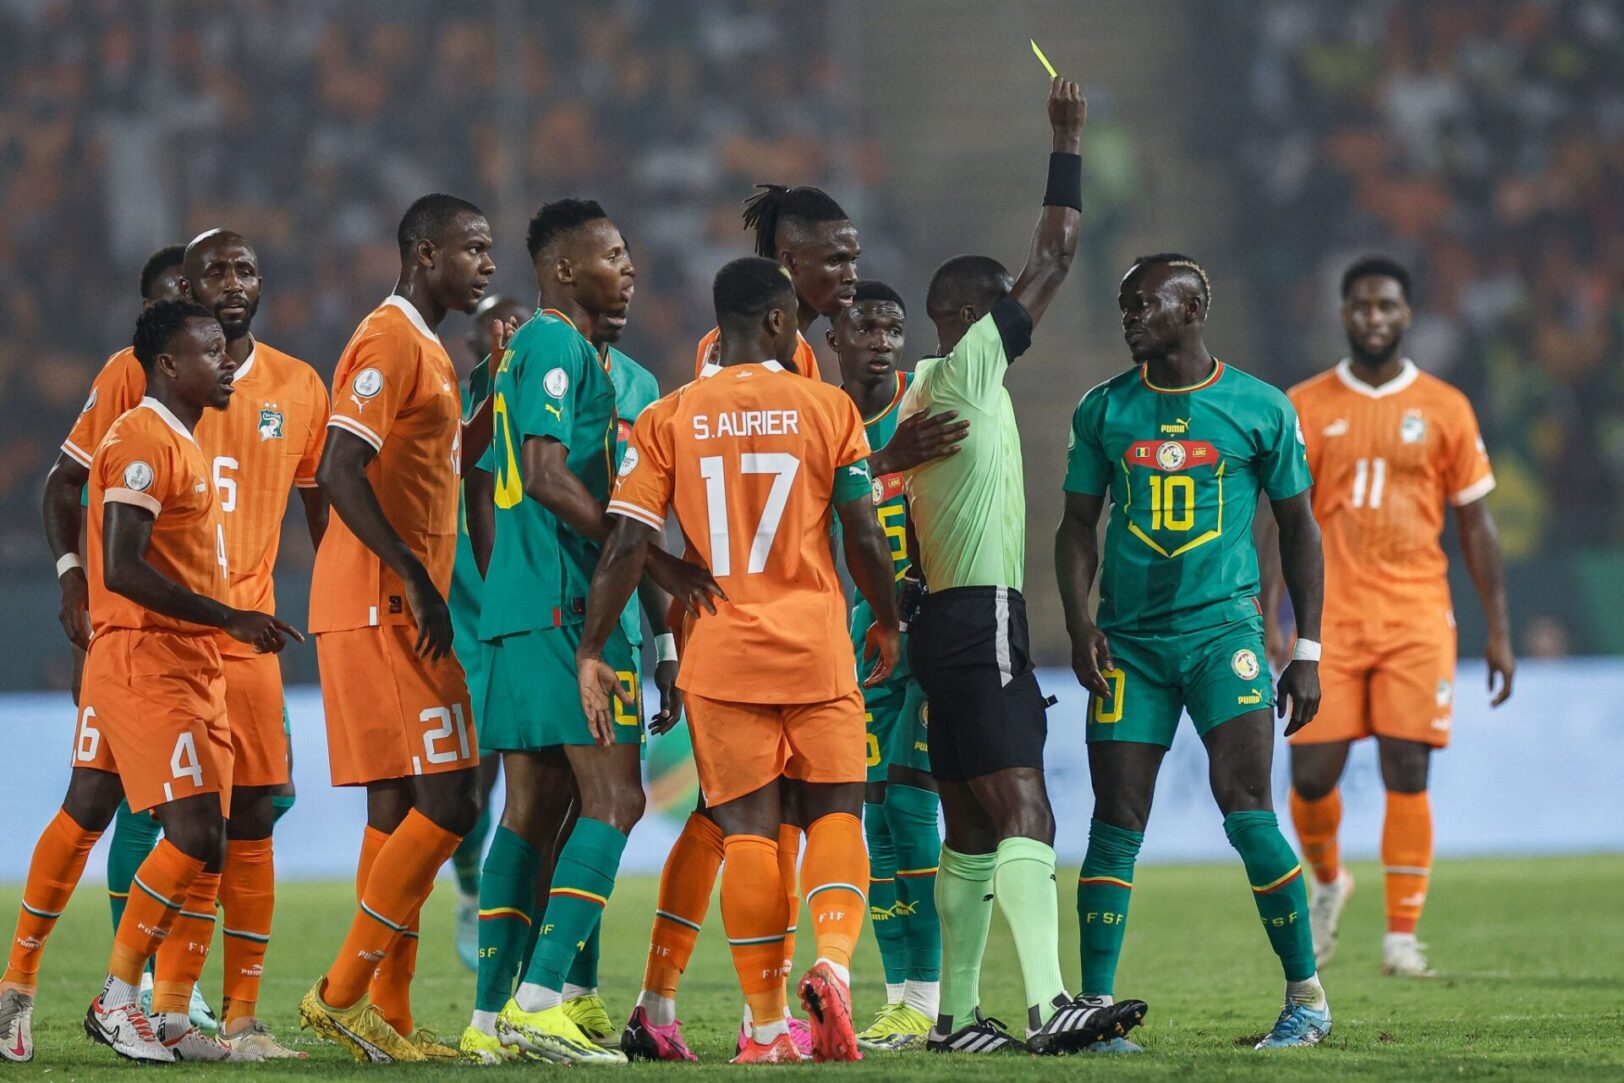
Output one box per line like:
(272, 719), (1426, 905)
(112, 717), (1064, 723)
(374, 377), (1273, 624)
(577, 652), (633, 747)
(1486, 632), (1515, 707)
(862, 622), (900, 687)
(648, 550), (727, 617)
(403, 569), (454, 660)
(1048, 77), (1086, 149)
(223, 611), (305, 655)
(649, 659), (683, 735)
(874, 411), (970, 474)
(58, 567), (91, 649)
(490, 314), (519, 364)
(1069, 622), (1113, 697)
(1265, 619), (1292, 674)
(1277, 659), (1321, 736)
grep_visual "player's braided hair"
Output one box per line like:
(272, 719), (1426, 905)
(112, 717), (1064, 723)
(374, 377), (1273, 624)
(132, 299), (217, 372)
(139, 244), (186, 301)
(741, 184), (848, 259)
(1130, 252), (1212, 317)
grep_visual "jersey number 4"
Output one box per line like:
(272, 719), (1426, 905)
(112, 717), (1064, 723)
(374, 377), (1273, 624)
(697, 453), (799, 577)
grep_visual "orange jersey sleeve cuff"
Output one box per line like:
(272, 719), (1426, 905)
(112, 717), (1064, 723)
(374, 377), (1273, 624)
(104, 488), (162, 515)
(606, 499), (663, 530)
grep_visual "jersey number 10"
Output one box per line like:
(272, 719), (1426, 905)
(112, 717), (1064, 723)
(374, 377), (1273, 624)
(697, 453), (800, 577)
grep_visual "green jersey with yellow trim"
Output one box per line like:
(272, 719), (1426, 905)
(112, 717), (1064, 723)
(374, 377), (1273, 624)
(479, 310), (616, 638)
(848, 370), (915, 674)
(607, 345), (661, 648)
(1065, 360), (1312, 634)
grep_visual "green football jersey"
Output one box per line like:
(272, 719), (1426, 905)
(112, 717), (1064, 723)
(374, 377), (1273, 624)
(607, 345), (661, 648)
(848, 371), (915, 667)
(449, 358), (492, 651)
(479, 310), (616, 639)
(1065, 360), (1312, 634)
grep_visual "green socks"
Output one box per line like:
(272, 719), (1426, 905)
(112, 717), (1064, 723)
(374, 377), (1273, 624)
(475, 826), (541, 1014)
(1224, 810), (1317, 982)
(521, 818), (627, 993)
(885, 785), (942, 983)
(106, 800), (160, 933)
(453, 803), (493, 898)
(935, 846), (996, 1033)
(864, 802), (908, 988)
(993, 836), (1067, 1029)
(271, 792), (297, 824)
(564, 922), (600, 990)
(1078, 818), (1143, 997)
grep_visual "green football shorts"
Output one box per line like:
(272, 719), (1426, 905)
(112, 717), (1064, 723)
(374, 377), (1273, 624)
(479, 624), (641, 752)
(1086, 615), (1274, 748)
(863, 673), (932, 783)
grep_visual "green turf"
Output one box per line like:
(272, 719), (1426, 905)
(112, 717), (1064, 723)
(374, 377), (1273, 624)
(3, 855), (1621, 1078)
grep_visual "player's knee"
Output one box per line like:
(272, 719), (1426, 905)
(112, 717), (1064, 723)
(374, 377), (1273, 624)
(166, 815), (226, 867)
(604, 786), (646, 834)
(999, 803), (1055, 845)
(1379, 743), (1430, 794)
(1212, 775), (1271, 815)
(1290, 771), (1337, 802)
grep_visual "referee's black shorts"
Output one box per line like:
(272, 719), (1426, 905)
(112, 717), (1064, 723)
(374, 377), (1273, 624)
(907, 585), (1051, 783)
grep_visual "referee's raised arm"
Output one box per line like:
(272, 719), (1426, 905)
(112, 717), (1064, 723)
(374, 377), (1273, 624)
(1008, 77), (1086, 329)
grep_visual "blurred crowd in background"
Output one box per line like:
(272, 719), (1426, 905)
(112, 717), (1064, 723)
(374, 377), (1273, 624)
(1, 0), (1619, 683)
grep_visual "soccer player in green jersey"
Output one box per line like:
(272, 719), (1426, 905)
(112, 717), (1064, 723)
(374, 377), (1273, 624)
(462, 199), (705, 1066)
(448, 294), (530, 972)
(1055, 253), (1331, 1049)
(902, 77), (1143, 1056)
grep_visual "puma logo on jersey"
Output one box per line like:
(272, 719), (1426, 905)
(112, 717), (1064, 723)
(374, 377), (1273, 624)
(1159, 417), (1191, 435)
(1323, 419), (1350, 437)
(544, 403), (564, 421)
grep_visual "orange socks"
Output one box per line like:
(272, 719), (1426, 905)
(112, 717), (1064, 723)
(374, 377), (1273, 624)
(372, 910), (420, 1034)
(108, 840), (205, 987)
(323, 811), (458, 1010)
(355, 824), (387, 900)
(1383, 791), (1432, 934)
(3, 809), (102, 993)
(153, 870), (221, 1014)
(800, 813), (867, 971)
(643, 812), (724, 998)
(219, 838), (274, 1027)
(777, 823), (801, 971)
(1290, 788), (1343, 885)
(720, 834), (789, 1025)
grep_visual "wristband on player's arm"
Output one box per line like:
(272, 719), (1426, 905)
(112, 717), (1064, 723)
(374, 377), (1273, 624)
(1291, 638), (1321, 662)
(1043, 151), (1082, 211)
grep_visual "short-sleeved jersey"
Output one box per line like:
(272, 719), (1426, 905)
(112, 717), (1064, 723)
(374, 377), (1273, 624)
(608, 346), (661, 647)
(88, 398), (229, 635)
(694, 326), (822, 381)
(899, 300), (1033, 592)
(1290, 359), (1494, 624)
(1066, 361), (1313, 634)
(63, 347), (147, 471)
(479, 310), (617, 639)
(449, 358), (493, 644)
(309, 296), (464, 633)
(608, 361), (872, 703)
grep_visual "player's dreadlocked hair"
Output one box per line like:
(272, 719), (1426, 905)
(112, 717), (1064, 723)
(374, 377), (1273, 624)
(132, 299), (217, 373)
(741, 184), (848, 258)
(850, 279), (906, 314)
(397, 193), (484, 259)
(527, 198), (608, 261)
(1341, 255), (1411, 302)
(139, 244), (187, 301)
(1129, 252), (1213, 317)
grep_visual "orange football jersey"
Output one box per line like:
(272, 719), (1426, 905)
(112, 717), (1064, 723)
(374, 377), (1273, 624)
(87, 399), (230, 635)
(609, 361), (871, 703)
(693, 326), (822, 381)
(62, 347), (146, 469)
(309, 296), (463, 633)
(1290, 359), (1494, 624)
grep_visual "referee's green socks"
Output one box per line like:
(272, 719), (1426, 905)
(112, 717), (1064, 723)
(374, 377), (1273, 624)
(885, 785), (942, 1000)
(1224, 810), (1317, 982)
(1077, 818), (1143, 997)
(106, 800), (160, 933)
(470, 827), (540, 1033)
(864, 802), (908, 995)
(934, 846), (995, 1034)
(993, 836), (1067, 1029)
(515, 818), (627, 1010)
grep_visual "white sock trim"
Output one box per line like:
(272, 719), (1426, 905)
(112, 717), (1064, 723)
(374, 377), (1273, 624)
(513, 982), (562, 1014)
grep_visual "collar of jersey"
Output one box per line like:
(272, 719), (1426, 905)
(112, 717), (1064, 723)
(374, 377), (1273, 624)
(1335, 357), (1417, 398)
(1140, 359), (1224, 394)
(863, 371), (908, 424)
(383, 294), (442, 346)
(139, 396), (197, 445)
(699, 360), (785, 379)
(231, 338), (257, 383)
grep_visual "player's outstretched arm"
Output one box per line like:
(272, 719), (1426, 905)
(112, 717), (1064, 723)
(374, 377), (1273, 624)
(578, 516), (656, 745)
(42, 452), (92, 648)
(1270, 491), (1323, 735)
(869, 410), (970, 475)
(102, 502), (301, 653)
(1055, 490), (1113, 696)
(317, 427), (451, 659)
(466, 465), (496, 578)
(1456, 498), (1515, 706)
(835, 489), (900, 687)
(1008, 77), (1085, 329)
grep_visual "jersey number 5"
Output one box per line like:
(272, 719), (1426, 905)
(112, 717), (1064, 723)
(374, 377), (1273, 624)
(697, 453), (800, 577)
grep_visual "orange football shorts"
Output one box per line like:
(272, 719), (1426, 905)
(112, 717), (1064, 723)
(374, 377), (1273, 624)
(1289, 609), (1458, 749)
(684, 689), (866, 807)
(222, 649), (290, 788)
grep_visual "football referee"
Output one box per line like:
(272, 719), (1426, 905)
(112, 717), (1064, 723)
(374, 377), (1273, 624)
(899, 77), (1144, 1056)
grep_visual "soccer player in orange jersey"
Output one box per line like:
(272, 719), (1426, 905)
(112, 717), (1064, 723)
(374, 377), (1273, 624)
(1271, 256), (1515, 978)
(580, 257), (901, 1064)
(297, 194), (496, 1063)
(1, 301), (300, 1064)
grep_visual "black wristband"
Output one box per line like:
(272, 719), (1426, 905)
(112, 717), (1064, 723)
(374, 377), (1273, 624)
(1043, 151), (1082, 211)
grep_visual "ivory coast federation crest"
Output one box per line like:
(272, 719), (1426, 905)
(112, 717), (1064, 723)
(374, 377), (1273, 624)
(257, 405), (285, 440)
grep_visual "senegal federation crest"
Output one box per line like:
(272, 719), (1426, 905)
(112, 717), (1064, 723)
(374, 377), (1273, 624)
(257, 406), (285, 441)
(1231, 648), (1261, 680)
(1155, 440), (1188, 470)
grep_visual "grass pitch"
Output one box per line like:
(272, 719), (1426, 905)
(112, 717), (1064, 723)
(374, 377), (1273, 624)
(4, 855), (1621, 1079)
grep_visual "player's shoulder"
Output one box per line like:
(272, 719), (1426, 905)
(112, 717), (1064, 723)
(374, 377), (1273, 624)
(509, 312), (592, 370)
(1073, 365), (1142, 416)
(1217, 362), (1295, 413)
(610, 347), (658, 391)
(100, 345), (143, 377)
(1286, 365), (1343, 404)
(1410, 366), (1477, 415)
(253, 341), (325, 390)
